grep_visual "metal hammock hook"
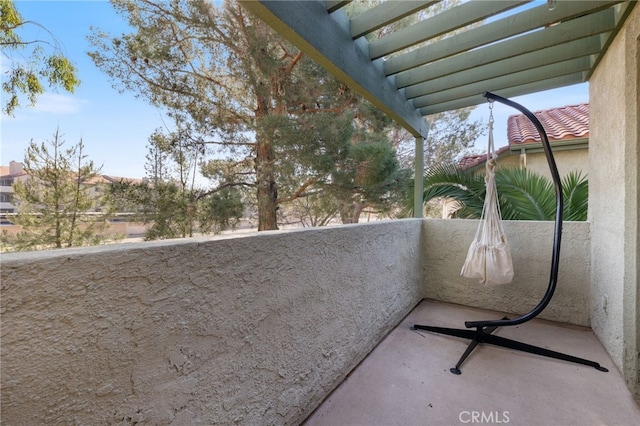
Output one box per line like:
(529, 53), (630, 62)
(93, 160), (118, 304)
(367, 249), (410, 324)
(487, 100), (496, 168)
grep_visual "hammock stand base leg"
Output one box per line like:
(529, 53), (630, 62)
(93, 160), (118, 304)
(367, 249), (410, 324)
(411, 321), (609, 375)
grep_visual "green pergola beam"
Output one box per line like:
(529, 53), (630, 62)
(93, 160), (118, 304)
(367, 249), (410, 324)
(240, 1), (634, 134)
(325, 1), (349, 14)
(369, 0), (527, 60)
(405, 36), (603, 99)
(419, 73), (586, 116)
(395, 8), (616, 89)
(383, 0), (621, 76)
(239, 0), (429, 138)
(350, 0), (437, 39)
(585, 1), (638, 79)
(413, 57), (591, 108)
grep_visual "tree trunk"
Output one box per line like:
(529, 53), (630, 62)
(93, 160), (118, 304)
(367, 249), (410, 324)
(255, 138), (278, 230)
(340, 200), (364, 224)
(55, 215), (62, 248)
(255, 94), (279, 231)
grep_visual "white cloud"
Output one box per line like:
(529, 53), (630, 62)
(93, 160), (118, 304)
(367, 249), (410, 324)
(32, 93), (86, 115)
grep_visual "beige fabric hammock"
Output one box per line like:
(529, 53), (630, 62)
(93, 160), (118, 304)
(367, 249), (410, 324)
(460, 107), (514, 285)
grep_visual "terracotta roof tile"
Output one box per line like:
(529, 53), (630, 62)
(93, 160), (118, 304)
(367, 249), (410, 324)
(84, 175), (145, 185)
(459, 103), (589, 170)
(459, 145), (510, 170)
(507, 103), (589, 145)
(101, 175), (145, 185)
(0, 167), (27, 179)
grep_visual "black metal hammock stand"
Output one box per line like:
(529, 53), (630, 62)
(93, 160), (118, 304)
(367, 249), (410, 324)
(412, 91), (609, 375)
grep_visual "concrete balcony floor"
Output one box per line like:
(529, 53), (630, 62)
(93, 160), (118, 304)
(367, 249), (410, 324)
(305, 300), (640, 426)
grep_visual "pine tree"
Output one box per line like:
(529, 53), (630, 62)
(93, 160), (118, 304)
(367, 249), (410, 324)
(9, 128), (108, 250)
(88, 0), (482, 229)
(108, 128), (244, 240)
(88, 0), (359, 231)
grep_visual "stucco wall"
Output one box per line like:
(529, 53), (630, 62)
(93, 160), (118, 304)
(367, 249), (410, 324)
(524, 149), (589, 180)
(1, 220), (422, 425)
(497, 148), (588, 181)
(422, 219), (591, 326)
(589, 5), (639, 399)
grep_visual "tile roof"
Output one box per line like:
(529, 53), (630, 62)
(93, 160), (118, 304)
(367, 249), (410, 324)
(458, 146), (510, 170)
(101, 175), (145, 185)
(83, 175), (145, 185)
(0, 164), (143, 184)
(459, 103), (589, 170)
(507, 103), (589, 145)
(0, 167), (27, 179)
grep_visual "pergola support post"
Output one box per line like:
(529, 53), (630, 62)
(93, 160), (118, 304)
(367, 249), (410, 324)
(414, 135), (425, 218)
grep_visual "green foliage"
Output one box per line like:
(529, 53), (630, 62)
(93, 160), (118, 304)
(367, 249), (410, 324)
(421, 163), (485, 219)
(402, 108), (484, 173)
(333, 135), (409, 222)
(88, 0), (480, 228)
(108, 131), (244, 240)
(109, 180), (244, 240)
(4, 128), (111, 251)
(406, 165), (588, 221)
(88, 0), (410, 230)
(561, 170), (589, 221)
(143, 181), (193, 240)
(199, 187), (244, 234)
(496, 168), (556, 220)
(0, 0), (80, 115)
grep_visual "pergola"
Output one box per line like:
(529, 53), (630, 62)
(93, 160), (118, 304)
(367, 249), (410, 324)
(239, 0), (637, 215)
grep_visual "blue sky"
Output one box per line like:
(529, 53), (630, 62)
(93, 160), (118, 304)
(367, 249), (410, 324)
(1, 1), (589, 179)
(2, 0), (167, 179)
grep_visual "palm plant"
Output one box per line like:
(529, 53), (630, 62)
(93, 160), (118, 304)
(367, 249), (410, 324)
(404, 165), (588, 221)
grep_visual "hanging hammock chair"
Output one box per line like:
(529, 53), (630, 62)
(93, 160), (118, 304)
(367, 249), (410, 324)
(460, 102), (514, 285)
(412, 92), (608, 375)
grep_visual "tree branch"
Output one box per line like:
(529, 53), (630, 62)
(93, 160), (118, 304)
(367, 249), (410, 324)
(195, 181), (253, 200)
(286, 51), (303, 75)
(277, 177), (319, 203)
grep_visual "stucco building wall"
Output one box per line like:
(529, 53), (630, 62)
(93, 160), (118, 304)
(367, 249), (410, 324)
(589, 5), (639, 399)
(495, 148), (588, 180)
(1, 220), (423, 425)
(522, 148), (589, 180)
(422, 219), (591, 326)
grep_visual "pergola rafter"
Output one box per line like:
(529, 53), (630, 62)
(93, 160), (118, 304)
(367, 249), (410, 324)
(239, 0), (635, 134)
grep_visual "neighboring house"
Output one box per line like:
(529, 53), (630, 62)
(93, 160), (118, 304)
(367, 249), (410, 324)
(0, 161), (143, 214)
(0, 161), (29, 214)
(84, 174), (146, 213)
(462, 103), (589, 179)
(443, 103), (590, 218)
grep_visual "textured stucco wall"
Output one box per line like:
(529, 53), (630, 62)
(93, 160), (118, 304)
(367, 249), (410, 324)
(523, 149), (589, 180)
(496, 149), (588, 181)
(422, 219), (591, 326)
(1, 220), (422, 425)
(589, 5), (639, 399)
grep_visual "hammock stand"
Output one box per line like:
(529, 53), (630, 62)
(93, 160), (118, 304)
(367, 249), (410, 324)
(412, 91), (609, 375)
